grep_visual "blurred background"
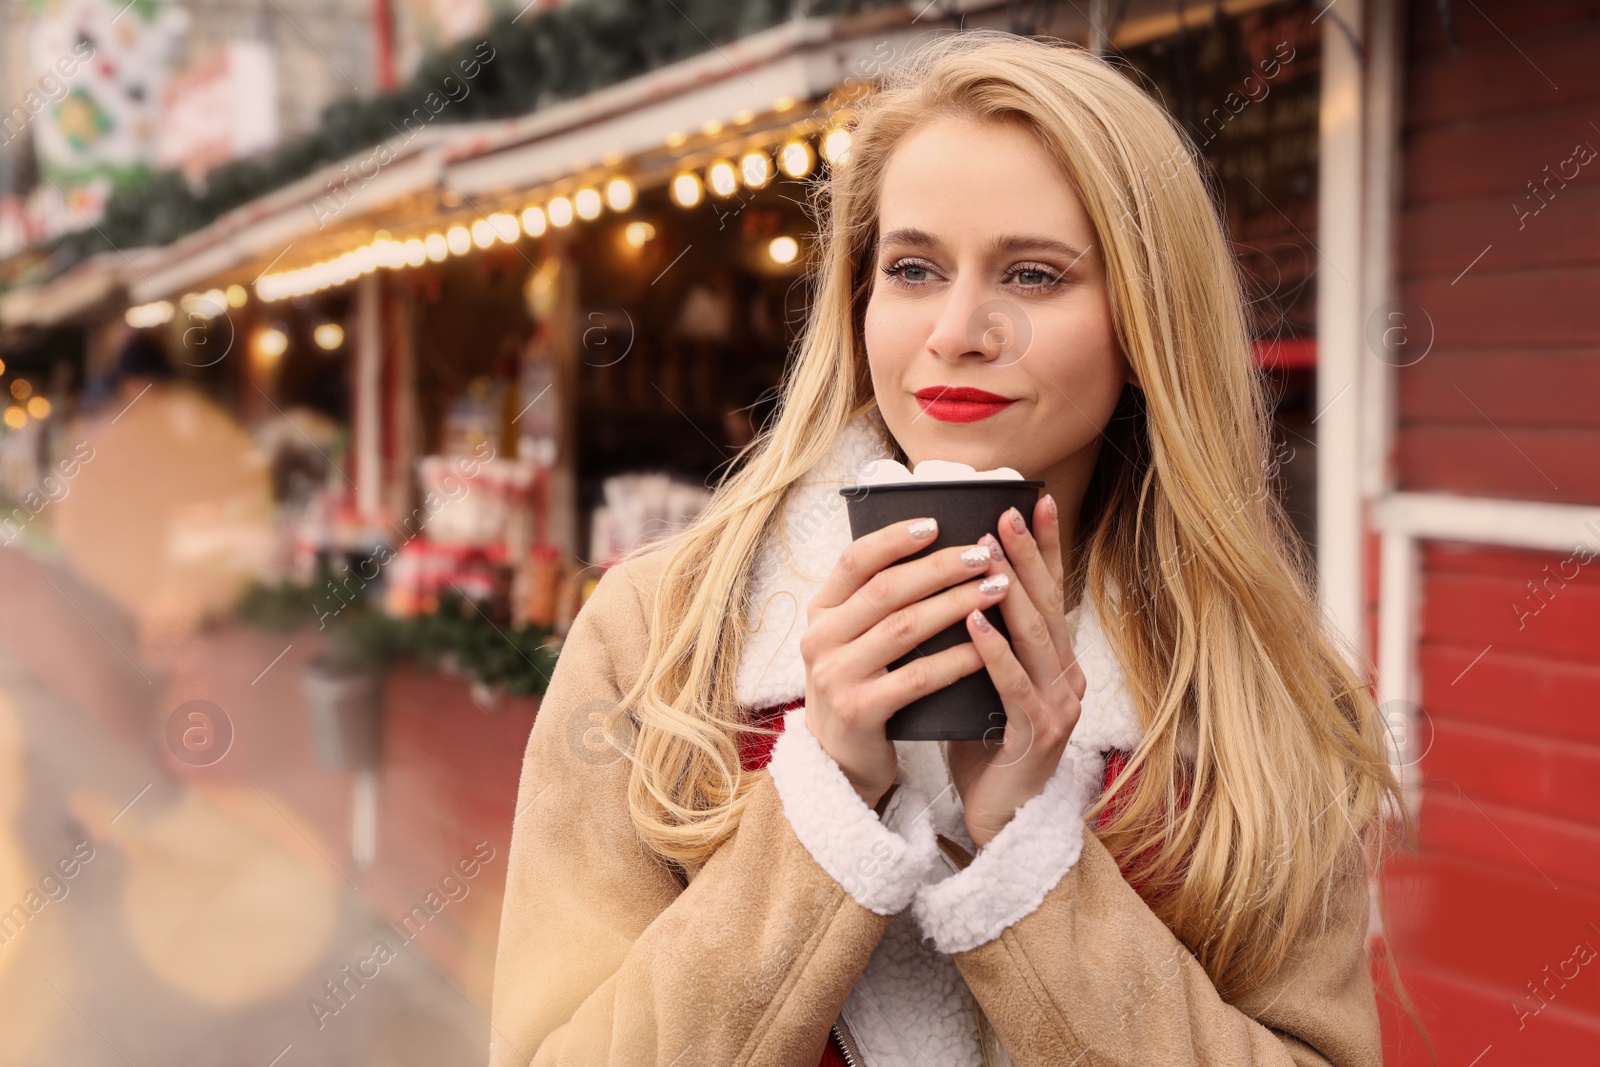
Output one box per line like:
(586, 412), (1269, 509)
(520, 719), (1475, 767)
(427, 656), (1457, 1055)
(0, 0), (1595, 1063)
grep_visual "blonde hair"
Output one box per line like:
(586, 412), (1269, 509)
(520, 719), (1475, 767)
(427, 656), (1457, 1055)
(602, 29), (1429, 1055)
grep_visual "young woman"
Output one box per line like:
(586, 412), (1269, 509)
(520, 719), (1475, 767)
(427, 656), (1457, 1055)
(489, 30), (1427, 1067)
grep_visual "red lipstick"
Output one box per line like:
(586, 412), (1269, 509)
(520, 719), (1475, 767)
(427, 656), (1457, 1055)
(913, 385), (1017, 423)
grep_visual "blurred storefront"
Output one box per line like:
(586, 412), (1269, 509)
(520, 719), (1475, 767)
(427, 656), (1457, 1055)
(0, 0), (1593, 1057)
(11, 1), (1327, 619)
(0, 0), (1341, 1013)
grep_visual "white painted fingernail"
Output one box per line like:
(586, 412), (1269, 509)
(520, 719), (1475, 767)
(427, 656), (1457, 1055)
(909, 517), (938, 539)
(961, 544), (991, 567)
(977, 573), (1009, 596)
(969, 608), (993, 633)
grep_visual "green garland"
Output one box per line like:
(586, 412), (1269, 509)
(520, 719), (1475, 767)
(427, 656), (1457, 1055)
(21, 0), (881, 289)
(234, 569), (561, 698)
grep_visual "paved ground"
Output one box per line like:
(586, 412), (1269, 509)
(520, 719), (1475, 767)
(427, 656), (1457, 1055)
(0, 636), (488, 1067)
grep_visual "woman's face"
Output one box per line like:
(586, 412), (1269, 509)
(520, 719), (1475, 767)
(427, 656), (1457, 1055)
(863, 115), (1132, 489)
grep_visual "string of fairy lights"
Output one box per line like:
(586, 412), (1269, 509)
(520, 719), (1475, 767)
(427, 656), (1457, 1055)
(0, 113), (850, 435)
(122, 118), (852, 339)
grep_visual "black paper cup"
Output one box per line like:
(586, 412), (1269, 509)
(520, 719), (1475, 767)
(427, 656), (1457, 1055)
(838, 478), (1046, 741)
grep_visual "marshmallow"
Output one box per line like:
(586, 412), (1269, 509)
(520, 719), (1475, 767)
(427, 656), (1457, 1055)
(854, 457), (1025, 485)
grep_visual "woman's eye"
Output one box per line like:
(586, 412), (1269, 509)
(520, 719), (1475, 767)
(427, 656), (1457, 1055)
(882, 260), (932, 286)
(1007, 264), (1064, 289)
(880, 260), (1065, 290)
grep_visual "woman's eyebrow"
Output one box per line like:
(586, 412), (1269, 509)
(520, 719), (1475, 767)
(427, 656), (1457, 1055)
(880, 227), (1089, 263)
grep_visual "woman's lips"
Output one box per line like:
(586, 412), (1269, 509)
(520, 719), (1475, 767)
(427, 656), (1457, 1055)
(914, 386), (1017, 423)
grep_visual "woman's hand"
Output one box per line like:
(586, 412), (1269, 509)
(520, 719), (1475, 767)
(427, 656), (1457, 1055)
(801, 517), (1011, 810)
(949, 493), (1087, 850)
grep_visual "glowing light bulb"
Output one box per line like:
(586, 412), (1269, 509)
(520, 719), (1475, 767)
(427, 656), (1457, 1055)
(822, 127), (852, 165)
(314, 323), (345, 350)
(605, 177), (635, 212)
(255, 328), (289, 360)
(707, 160), (738, 197)
(489, 212), (521, 242)
(740, 151), (771, 189)
(624, 221), (656, 249)
(671, 172), (703, 208)
(768, 236), (799, 265)
(779, 140), (814, 178)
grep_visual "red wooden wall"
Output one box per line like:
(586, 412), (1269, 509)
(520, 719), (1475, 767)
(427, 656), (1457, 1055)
(1376, 1), (1600, 1061)
(1394, 0), (1600, 504)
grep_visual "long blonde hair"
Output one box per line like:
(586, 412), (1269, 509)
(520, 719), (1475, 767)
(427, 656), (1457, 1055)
(602, 29), (1427, 1047)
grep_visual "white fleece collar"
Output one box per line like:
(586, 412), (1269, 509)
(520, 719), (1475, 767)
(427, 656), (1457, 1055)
(735, 409), (1145, 762)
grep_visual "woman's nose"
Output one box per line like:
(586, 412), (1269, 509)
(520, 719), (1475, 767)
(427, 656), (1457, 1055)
(926, 284), (1030, 366)
(926, 281), (999, 364)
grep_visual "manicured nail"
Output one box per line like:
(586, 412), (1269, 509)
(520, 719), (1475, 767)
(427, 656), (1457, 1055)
(1044, 494), (1057, 521)
(961, 544), (992, 567)
(979, 532), (1005, 563)
(968, 608), (993, 633)
(977, 572), (1009, 596)
(909, 517), (937, 539)
(1007, 507), (1027, 534)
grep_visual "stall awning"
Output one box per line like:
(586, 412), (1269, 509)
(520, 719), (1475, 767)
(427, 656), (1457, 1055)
(124, 4), (950, 303)
(0, 249), (157, 331)
(125, 124), (479, 305)
(442, 9), (922, 198)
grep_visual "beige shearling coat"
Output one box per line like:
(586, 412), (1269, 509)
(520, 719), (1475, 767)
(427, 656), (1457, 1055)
(487, 416), (1384, 1067)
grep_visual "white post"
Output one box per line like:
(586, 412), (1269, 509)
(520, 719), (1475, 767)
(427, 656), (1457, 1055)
(1377, 529), (1423, 824)
(1316, 0), (1368, 661)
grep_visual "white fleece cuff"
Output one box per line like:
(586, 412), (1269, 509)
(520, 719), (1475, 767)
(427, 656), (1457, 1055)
(766, 705), (940, 916)
(912, 746), (1097, 953)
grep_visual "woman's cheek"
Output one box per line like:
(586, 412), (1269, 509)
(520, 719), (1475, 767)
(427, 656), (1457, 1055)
(861, 298), (902, 383)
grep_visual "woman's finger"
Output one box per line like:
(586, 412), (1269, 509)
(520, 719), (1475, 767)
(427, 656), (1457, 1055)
(824, 541), (997, 652)
(1034, 493), (1067, 599)
(839, 569), (1008, 681)
(807, 516), (940, 619)
(996, 499), (1074, 669)
(855, 639), (986, 720)
(1032, 494), (1088, 700)
(975, 532), (1057, 686)
(965, 604), (1045, 762)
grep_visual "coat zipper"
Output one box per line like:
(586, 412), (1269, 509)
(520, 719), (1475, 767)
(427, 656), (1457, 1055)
(831, 1015), (865, 1067)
